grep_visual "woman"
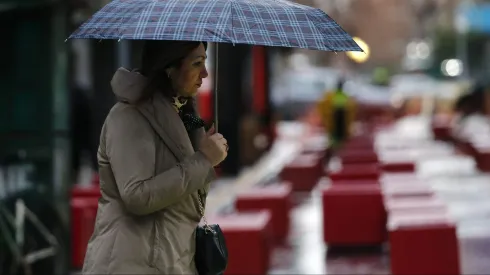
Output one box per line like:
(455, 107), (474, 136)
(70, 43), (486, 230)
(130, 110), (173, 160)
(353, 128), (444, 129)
(82, 40), (228, 274)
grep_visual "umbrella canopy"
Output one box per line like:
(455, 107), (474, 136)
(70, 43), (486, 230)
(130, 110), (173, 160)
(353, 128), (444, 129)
(69, 0), (361, 52)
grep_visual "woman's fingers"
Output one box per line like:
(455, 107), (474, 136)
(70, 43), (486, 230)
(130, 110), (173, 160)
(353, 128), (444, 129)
(206, 124), (215, 136)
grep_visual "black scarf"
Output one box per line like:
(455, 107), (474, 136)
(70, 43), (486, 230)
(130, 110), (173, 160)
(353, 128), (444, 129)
(171, 96), (205, 132)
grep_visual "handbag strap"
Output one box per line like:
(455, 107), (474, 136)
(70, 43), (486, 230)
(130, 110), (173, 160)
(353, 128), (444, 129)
(196, 190), (211, 228)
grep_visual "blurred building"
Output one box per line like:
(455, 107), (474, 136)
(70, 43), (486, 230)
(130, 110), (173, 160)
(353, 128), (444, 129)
(1, 0), (72, 273)
(295, 0), (460, 71)
(0, 0), (71, 200)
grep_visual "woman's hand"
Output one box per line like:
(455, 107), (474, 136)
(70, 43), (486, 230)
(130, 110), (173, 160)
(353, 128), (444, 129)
(199, 125), (228, 166)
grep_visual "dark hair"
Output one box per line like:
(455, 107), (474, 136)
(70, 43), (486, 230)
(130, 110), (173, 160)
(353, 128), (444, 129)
(140, 40), (208, 100)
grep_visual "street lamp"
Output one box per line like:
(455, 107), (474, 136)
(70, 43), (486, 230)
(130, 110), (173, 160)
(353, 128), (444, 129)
(346, 37), (370, 63)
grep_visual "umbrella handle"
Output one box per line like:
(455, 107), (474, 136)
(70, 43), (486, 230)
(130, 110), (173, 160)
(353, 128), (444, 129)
(214, 43), (219, 132)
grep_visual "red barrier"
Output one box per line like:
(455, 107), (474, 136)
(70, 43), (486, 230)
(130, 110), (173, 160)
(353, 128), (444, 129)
(210, 212), (272, 275)
(330, 180), (378, 185)
(431, 115), (452, 141)
(235, 183), (292, 244)
(71, 185), (101, 199)
(458, 140), (476, 156)
(432, 126), (451, 141)
(381, 162), (415, 173)
(329, 164), (380, 182)
(341, 137), (374, 151)
(71, 198), (98, 269)
(280, 153), (323, 192)
(339, 150), (378, 165)
(475, 146), (490, 172)
(321, 184), (386, 245)
(389, 212), (460, 275)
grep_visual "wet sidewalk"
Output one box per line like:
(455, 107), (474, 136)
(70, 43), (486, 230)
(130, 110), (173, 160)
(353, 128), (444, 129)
(267, 117), (490, 274)
(71, 119), (490, 274)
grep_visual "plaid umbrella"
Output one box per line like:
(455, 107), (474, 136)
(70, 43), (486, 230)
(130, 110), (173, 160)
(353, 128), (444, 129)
(69, 0), (361, 52)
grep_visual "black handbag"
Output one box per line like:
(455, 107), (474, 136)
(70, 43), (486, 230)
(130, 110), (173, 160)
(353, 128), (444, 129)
(195, 191), (228, 275)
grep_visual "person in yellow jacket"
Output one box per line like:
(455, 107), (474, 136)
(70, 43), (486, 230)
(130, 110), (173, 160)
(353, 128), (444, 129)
(317, 79), (356, 148)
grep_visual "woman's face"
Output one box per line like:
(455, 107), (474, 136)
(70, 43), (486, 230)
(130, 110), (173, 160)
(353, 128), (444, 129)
(168, 43), (208, 97)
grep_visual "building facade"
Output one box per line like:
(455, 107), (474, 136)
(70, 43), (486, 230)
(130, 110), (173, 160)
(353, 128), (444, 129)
(295, 0), (459, 70)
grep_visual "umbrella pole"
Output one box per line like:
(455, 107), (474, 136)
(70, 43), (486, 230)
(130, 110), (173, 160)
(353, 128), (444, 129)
(214, 43), (219, 132)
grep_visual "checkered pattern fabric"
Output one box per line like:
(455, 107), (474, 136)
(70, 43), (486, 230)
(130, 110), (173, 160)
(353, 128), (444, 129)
(69, 0), (361, 52)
